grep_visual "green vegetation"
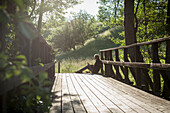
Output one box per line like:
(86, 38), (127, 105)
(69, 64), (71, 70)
(48, 10), (97, 52)
(56, 37), (118, 60)
(0, 0), (80, 112)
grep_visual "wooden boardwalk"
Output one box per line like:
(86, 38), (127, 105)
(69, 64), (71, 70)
(50, 73), (170, 113)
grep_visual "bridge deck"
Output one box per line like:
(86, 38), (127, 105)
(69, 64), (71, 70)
(50, 73), (170, 113)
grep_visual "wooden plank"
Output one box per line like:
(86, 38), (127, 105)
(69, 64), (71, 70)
(100, 36), (170, 52)
(50, 74), (62, 113)
(70, 73), (99, 113)
(66, 73), (86, 113)
(73, 74), (112, 113)
(84, 74), (149, 113)
(93, 75), (162, 113)
(61, 73), (74, 113)
(101, 60), (170, 70)
(79, 74), (129, 113)
(95, 74), (170, 111)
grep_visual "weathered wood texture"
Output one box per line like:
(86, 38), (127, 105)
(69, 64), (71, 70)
(100, 36), (170, 98)
(50, 73), (170, 113)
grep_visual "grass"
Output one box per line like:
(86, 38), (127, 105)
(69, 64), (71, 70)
(55, 58), (95, 73)
(55, 35), (118, 73)
(55, 37), (118, 61)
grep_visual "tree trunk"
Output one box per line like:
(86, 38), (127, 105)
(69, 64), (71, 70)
(124, 0), (152, 90)
(124, 0), (136, 45)
(37, 0), (44, 32)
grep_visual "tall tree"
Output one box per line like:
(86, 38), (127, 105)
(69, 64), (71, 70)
(37, 0), (44, 32)
(34, 0), (79, 33)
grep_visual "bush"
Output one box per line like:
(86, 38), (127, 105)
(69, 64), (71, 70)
(0, 53), (53, 113)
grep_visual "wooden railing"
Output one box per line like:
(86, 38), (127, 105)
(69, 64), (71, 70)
(0, 23), (55, 95)
(100, 36), (170, 98)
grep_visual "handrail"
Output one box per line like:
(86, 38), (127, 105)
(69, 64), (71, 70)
(99, 36), (170, 98)
(102, 60), (170, 70)
(0, 62), (55, 95)
(100, 36), (170, 52)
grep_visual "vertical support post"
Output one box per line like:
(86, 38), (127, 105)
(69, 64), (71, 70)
(115, 49), (122, 80)
(162, 40), (170, 98)
(104, 51), (109, 76)
(152, 43), (161, 95)
(40, 43), (44, 63)
(28, 40), (32, 66)
(58, 61), (60, 73)
(44, 45), (47, 63)
(124, 48), (130, 83)
(135, 46), (142, 88)
(31, 38), (40, 65)
(109, 50), (115, 78)
(101, 51), (104, 74)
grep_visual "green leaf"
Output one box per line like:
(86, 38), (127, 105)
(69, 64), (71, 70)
(36, 95), (41, 101)
(18, 22), (37, 40)
(14, 69), (21, 76)
(5, 72), (13, 79)
(15, 55), (26, 60)
(21, 74), (31, 83)
(39, 63), (44, 67)
(39, 72), (48, 82)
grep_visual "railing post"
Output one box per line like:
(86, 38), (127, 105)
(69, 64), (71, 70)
(101, 51), (104, 74)
(104, 51), (109, 76)
(115, 49), (122, 80)
(58, 61), (60, 73)
(135, 46), (142, 88)
(162, 40), (170, 98)
(124, 48), (130, 83)
(108, 50), (115, 77)
(152, 43), (161, 95)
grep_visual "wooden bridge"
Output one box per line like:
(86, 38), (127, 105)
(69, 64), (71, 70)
(50, 37), (170, 113)
(1, 22), (170, 112)
(50, 73), (170, 113)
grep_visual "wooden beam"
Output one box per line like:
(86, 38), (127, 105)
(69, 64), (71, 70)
(101, 60), (170, 70)
(100, 36), (170, 52)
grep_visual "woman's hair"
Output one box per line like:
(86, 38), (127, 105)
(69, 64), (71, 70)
(94, 54), (100, 59)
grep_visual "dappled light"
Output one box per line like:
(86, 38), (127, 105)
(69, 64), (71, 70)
(1, 0), (170, 113)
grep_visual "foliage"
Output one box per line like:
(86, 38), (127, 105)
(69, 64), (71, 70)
(97, 0), (124, 27)
(0, 53), (52, 112)
(29, 0), (79, 32)
(97, 0), (169, 44)
(55, 36), (117, 61)
(136, 0), (168, 42)
(0, 0), (55, 112)
(48, 10), (97, 52)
